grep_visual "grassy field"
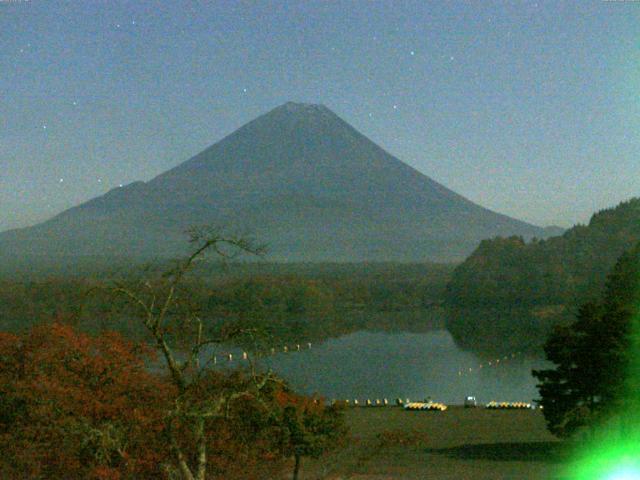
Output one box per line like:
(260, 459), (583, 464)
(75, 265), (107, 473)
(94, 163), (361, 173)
(303, 406), (571, 480)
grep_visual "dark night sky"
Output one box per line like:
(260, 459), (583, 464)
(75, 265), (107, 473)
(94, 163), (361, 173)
(2, 0), (638, 232)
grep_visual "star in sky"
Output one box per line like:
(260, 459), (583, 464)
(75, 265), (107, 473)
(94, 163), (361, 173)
(1, 1), (637, 232)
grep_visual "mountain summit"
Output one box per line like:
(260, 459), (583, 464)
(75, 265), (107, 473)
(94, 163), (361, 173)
(1, 103), (549, 263)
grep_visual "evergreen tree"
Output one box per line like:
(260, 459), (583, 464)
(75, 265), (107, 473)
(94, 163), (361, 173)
(533, 243), (640, 437)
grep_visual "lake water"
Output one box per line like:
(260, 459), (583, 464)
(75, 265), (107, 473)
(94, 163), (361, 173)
(216, 330), (549, 405)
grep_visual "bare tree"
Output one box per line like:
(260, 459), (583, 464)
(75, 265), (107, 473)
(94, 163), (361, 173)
(111, 226), (277, 480)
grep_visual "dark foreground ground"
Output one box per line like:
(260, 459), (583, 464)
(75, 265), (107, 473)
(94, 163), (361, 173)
(303, 406), (571, 480)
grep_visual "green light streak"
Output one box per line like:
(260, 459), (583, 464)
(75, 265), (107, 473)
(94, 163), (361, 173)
(564, 275), (640, 480)
(570, 437), (640, 479)
(603, 464), (640, 480)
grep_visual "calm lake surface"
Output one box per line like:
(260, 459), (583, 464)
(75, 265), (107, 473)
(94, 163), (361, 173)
(218, 330), (549, 405)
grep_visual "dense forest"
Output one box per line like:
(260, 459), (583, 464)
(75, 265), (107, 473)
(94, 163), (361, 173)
(0, 262), (453, 348)
(445, 198), (640, 355)
(6, 200), (640, 358)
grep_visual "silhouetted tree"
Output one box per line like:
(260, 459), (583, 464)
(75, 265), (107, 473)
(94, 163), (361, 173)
(274, 390), (346, 480)
(111, 226), (282, 480)
(533, 243), (640, 437)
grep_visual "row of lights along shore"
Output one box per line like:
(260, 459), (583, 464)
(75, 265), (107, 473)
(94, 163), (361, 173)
(212, 342), (312, 364)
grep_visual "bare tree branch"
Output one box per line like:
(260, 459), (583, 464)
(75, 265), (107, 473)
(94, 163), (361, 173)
(108, 226), (268, 480)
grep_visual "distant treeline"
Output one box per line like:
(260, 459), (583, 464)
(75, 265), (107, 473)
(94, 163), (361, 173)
(444, 198), (640, 354)
(0, 262), (453, 346)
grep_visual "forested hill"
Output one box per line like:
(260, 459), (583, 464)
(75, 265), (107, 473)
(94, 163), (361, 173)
(444, 198), (640, 355)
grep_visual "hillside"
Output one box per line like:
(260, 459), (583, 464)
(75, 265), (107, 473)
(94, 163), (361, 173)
(444, 198), (640, 354)
(0, 102), (548, 264)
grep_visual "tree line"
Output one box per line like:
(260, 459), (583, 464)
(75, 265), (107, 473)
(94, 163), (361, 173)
(445, 198), (640, 354)
(0, 262), (452, 346)
(0, 228), (346, 479)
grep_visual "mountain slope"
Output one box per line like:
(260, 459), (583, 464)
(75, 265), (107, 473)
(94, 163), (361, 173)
(444, 198), (640, 354)
(0, 102), (548, 263)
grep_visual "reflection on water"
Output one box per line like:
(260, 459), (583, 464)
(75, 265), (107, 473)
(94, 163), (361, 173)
(247, 330), (548, 405)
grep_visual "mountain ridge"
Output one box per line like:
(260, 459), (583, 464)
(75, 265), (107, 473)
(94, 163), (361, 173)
(1, 102), (550, 263)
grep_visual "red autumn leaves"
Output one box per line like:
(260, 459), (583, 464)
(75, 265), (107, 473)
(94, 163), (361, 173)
(0, 323), (345, 479)
(0, 323), (171, 479)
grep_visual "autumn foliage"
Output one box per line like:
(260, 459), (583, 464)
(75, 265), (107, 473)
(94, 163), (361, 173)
(273, 389), (346, 480)
(0, 322), (171, 479)
(0, 322), (344, 479)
